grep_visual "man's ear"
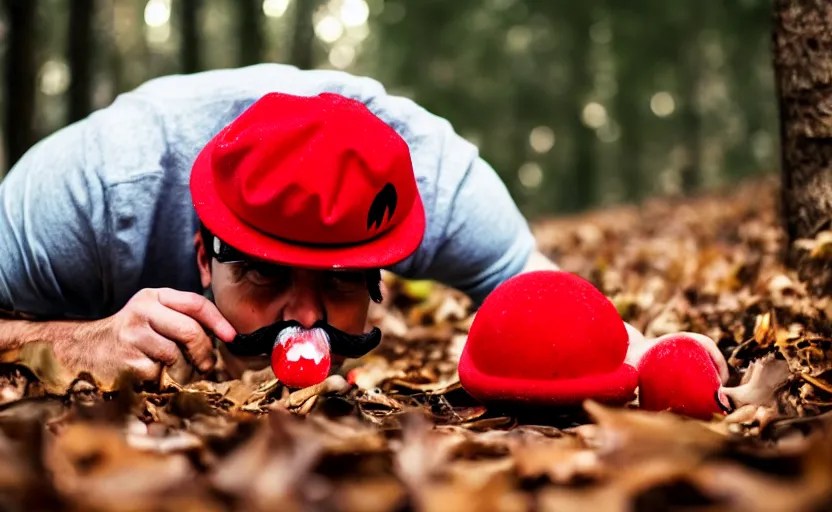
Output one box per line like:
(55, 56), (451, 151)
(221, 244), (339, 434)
(195, 230), (212, 289)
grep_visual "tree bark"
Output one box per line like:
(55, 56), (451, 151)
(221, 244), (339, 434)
(238, 0), (263, 66)
(179, 0), (202, 73)
(289, 0), (320, 70)
(3, 0), (39, 170)
(775, 0), (832, 241)
(67, 0), (95, 124)
(774, 0), (832, 294)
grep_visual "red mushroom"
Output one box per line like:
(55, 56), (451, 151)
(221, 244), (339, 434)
(458, 270), (638, 407)
(636, 332), (731, 420)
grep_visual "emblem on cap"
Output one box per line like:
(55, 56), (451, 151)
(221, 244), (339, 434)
(367, 183), (397, 231)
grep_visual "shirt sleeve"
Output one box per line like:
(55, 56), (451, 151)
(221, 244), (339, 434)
(413, 155), (537, 306)
(0, 121), (109, 319)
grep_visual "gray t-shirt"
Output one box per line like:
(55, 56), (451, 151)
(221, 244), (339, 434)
(0, 64), (535, 319)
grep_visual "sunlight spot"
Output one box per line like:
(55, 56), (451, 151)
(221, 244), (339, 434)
(582, 102), (608, 129)
(346, 22), (370, 42)
(529, 126), (555, 153)
(262, 0), (290, 18)
(650, 91), (676, 117)
(328, 43), (356, 69)
(518, 162), (543, 189)
(341, 0), (369, 27)
(39, 60), (70, 96)
(315, 15), (344, 43)
(144, 0), (170, 27)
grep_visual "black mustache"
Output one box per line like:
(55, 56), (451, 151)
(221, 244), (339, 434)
(223, 320), (382, 359)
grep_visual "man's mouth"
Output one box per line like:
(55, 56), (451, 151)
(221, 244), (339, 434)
(223, 320), (382, 359)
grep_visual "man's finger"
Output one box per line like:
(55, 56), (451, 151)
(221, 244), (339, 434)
(146, 303), (215, 372)
(156, 288), (237, 342)
(125, 356), (163, 382)
(135, 328), (183, 368)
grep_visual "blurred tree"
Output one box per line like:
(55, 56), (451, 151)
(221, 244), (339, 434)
(774, 0), (832, 243)
(111, 0), (150, 94)
(676, 5), (705, 194)
(68, 0), (95, 123)
(238, 0), (263, 66)
(4, 0), (39, 169)
(564, 6), (598, 212)
(180, 0), (203, 73)
(611, 4), (649, 203)
(290, 0), (322, 69)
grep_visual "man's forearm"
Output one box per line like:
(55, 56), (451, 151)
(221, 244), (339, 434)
(0, 317), (82, 353)
(521, 250), (560, 274)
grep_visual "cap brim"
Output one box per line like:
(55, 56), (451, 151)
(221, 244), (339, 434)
(458, 346), (639, 407)
(190, 143), (426, 270)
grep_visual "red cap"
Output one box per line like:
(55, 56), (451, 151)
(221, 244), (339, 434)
(458, 271), (638, 407)
(190, 92), (425, 269)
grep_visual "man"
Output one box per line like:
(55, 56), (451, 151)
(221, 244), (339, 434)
(3, 64), (720, 391)
(0, 64), (563, 383)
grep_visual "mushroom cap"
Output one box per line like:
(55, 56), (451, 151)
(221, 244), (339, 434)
(459, 270), (637, 407)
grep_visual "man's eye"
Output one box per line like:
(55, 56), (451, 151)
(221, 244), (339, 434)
(243, 263), (290, 286)
(325, 271), (365, 292)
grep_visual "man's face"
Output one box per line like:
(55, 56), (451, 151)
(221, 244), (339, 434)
(196, 233), (372, 375)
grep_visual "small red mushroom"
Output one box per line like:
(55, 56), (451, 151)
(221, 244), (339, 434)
(270, 327), (332, 389)
(636, 332), (731, 420)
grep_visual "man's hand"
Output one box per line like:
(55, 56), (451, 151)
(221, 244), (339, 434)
(53, 288), (236, 383)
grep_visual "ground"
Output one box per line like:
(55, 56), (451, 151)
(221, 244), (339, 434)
(1, 177), (832, 511)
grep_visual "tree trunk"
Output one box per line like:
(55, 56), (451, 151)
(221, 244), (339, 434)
(238, 0), (263, 66)
(677, 27), (704, 195)
(289, 0), (320, 70)
(567, 22), (596, 213)
(3, 0), (39, 170)
(179, 0), (202, 73)
(774, 0), (832, 294)
(68, 0), (95, 124)
(775, 0), (832, 240)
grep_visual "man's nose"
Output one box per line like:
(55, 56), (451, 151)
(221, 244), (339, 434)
(282, 272), (324, 328)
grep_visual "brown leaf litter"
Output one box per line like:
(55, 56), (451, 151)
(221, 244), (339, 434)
(0, 178), (831, 510)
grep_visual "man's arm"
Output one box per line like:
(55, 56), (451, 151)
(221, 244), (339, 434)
(521, 250), (560, 273)
(0, 121), (235, 380)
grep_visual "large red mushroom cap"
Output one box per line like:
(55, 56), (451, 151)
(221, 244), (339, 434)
(458, 270), (638, 407)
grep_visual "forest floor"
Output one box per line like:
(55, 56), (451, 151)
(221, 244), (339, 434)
(2, 177), (832, 511)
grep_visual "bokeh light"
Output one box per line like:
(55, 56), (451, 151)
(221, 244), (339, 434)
(518, 162), (544, 189)
(262, 0), (290, 18)
(316, 15), (344, 43)
(144, 0), (170, 28)
(650, 92), (676, 117)
(39, 60), (70, 96)
(529, 126), (555, 154)
(582, 102), (608, 129)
